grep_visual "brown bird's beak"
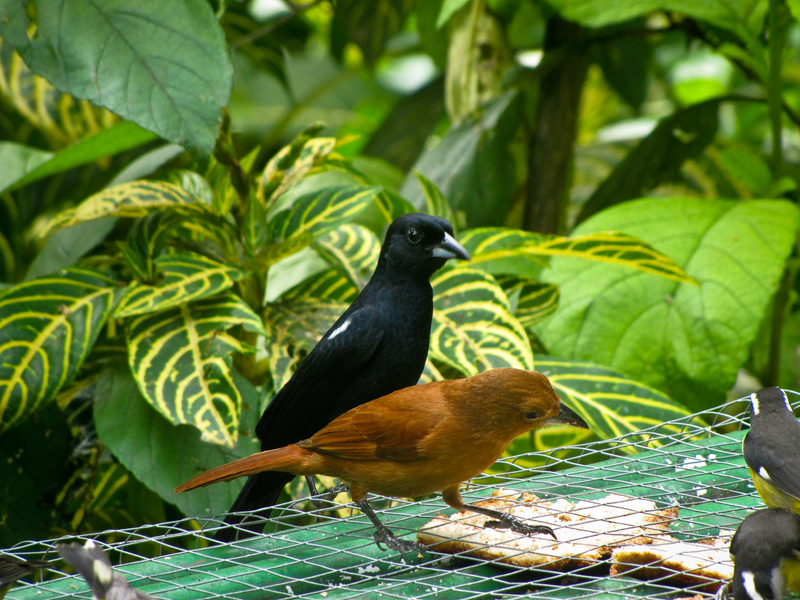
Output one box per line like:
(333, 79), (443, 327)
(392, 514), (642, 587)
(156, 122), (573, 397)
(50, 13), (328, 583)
(432, 232), (471, 261)
(546, 401), (589, 429)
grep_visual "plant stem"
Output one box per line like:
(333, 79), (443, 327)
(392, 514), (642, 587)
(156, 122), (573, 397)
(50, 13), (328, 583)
(767, 0), (784, 174)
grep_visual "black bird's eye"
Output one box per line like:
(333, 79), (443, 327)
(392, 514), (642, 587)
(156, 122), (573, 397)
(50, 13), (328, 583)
(525, 411), (540, 420)
(406, 228), (423, 244)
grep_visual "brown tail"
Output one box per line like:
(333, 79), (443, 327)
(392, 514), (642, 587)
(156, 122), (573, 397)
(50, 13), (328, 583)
(175, 445), (309, 493)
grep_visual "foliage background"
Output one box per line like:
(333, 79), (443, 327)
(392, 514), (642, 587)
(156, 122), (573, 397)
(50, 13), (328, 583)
(0, 0), (798, 546)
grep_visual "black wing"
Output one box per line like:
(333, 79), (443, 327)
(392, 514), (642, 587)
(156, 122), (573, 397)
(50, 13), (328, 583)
(743, 418), (800, 500)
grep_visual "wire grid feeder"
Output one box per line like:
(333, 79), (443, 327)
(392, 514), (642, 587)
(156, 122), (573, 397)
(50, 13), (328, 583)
(3, 392), (792, 600)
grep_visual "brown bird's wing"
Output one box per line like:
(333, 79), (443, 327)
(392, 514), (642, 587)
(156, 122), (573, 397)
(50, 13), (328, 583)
(298, 386), (447, 461)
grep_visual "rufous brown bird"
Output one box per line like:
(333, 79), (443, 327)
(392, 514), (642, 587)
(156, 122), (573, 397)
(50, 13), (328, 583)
(177, 368), (590, 553)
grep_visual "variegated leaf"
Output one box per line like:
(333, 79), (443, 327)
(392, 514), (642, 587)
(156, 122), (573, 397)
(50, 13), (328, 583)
(0, 268), (124, 433)
(458, 228), (549, 276)
(40, 181), (224, 237)
(115, 253), (249, 318)
(413, 171), (457, 231)
(206, 146), (260, 216)
(374, 188), (417, 223)
(121, 212), (186, 282)
(496, 275), (559, 329)
(269, 185), (380, 243)
(431, 267), (533, 375)
(313, 224), (381, 290)
(510, 356), (696, 461)
(256, 231), (314, 270)
(261, 136), (337, 206)
(243, 189), (269, 254)
(126, 293), (266, 447)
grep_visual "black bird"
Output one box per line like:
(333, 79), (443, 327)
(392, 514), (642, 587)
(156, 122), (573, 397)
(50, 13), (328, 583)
(0, 555), (50, 600)
(216, 213), (470, 541)
(725, 508), (800, 600)
(742, 387), (800, 513)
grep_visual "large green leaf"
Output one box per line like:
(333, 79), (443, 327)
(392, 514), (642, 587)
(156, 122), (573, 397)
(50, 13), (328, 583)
(460, 227), (695, 284)
(1, 0), (232, 155)
(313, 224), (381, 290)
(269, 186), (380, 243)
(126, 293), (266, 447)
(505, 356), (694, 463)
(0, 268), (124, 433)
(116, 253), (250, 318)
(537, 198), (799, 411)
(496, 276), (559, 330)
(40, 181), (228, 237)
(0, 142), (53, 195)
(25, 218), (118, 281)
(260, 133), (336, 208)
(94, 363), (260, 517)
(430, 267), (533, 374)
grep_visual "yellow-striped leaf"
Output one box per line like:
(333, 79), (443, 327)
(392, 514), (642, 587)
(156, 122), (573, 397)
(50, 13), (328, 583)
(260, 136), (336, 206)
(121, 212), (186, 282)
(126, 293), (266, 447)
(269, 185), (380, 243)
(40, 181), (223, 237)
(373, 189), (417, 223)
(313, 224), (381, 290)
(0, 268), (124, 433)
(496, 275), (559, 329)
(430, 268), (534, 375)
(115, 253), (249, 318)
(460, 227), (695, 283)
(511, 356), (696, 460)
(256, 231), (314, 270)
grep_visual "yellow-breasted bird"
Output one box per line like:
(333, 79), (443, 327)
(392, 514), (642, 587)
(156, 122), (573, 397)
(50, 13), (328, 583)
(726, 508), (800, 600)
(743, 387), (800, 513)
(176, 368), (589, 554)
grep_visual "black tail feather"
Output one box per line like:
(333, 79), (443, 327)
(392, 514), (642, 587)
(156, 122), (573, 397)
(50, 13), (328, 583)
(213, 471), (294, 543)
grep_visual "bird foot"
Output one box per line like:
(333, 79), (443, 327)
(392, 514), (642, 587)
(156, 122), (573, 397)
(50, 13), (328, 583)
(310, 483), (350, 510)
(372, 527), (426, 557)
(484, 514), (557, 540)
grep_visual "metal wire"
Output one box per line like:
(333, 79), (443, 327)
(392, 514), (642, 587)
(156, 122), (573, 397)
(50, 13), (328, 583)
(3, 393), (792, 600)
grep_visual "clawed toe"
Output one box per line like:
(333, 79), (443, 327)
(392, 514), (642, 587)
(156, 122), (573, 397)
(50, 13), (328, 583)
(485, 515), (556, 540)
(373, 529), (425, 557)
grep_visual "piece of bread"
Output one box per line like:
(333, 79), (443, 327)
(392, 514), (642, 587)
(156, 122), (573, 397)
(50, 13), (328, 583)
(610, 541), (733, 593)
(417, 492), (677, 569)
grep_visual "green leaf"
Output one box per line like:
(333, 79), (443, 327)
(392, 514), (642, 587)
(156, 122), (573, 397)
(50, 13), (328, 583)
(413, 171), (457, 230)
(94, 362), (260, 517)
(717, 147), (772, 197)
(400, 91), (520, 227)
(577, 99), (721, 223)
(243, 190), (269, 255)
(115, 253), (250, 318)
(0, 268), (124, 433)
(269, 185), (380, 242)
(1, 0), (232, 155)
(330, 0), (414, 66)
(373, 189), (418, 222)
(4, 122), (158, 194)
(120, 212), (186, 283)
(0, 142), (53, 195)
(537, 198), (800, 411)
(437, 0), (470, 27)
(25, 218), (118, 281)
(40, 181), (228, 237)
(126, 293), (266, 447)
(256, 232), (315, 270)
(313, 224), (381, 290)
(506, 356), (694, 460)
(496, 276), (559, 329)
(431, 267), (533, 375)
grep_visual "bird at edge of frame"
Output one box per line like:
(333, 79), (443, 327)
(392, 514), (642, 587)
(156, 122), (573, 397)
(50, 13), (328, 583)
(0, 555), (50, 600)
(56, 540), (156, 600)
(715, 508), (800, 600)
(176, 368), (590, 555)
(218, 213), (471, 543)
(742, 387), (800, 514)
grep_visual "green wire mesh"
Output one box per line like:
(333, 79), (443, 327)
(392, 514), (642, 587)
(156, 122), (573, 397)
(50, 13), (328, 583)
(2, 392), (788, 600)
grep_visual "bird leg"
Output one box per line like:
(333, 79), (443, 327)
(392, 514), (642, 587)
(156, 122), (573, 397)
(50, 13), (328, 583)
(467, 503), (557, 539)
(305, 477), (350, 510)
(358, 499), (425, 556)
(441, 486), (556, 540)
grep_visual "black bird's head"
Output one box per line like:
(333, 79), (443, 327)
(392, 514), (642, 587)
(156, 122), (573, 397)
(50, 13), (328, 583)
(729, 508), (800, 600)
(378, 213), (470, 279)
(749, 387), (794, 423)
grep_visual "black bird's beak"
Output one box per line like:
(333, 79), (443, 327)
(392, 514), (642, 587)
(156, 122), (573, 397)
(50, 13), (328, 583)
(546, 401), (590, 429)
(432, 232), (471, 261)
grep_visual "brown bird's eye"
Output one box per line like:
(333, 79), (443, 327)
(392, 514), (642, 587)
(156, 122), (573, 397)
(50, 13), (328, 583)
(525, 411), (540, 420)
(406, 228), (422, 244)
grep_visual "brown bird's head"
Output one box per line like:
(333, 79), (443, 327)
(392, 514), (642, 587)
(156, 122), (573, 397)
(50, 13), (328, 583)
(462, 368), (589, 439)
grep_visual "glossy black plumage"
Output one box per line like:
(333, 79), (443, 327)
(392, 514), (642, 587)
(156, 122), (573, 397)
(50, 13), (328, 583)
(216, 213), (469, 541)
